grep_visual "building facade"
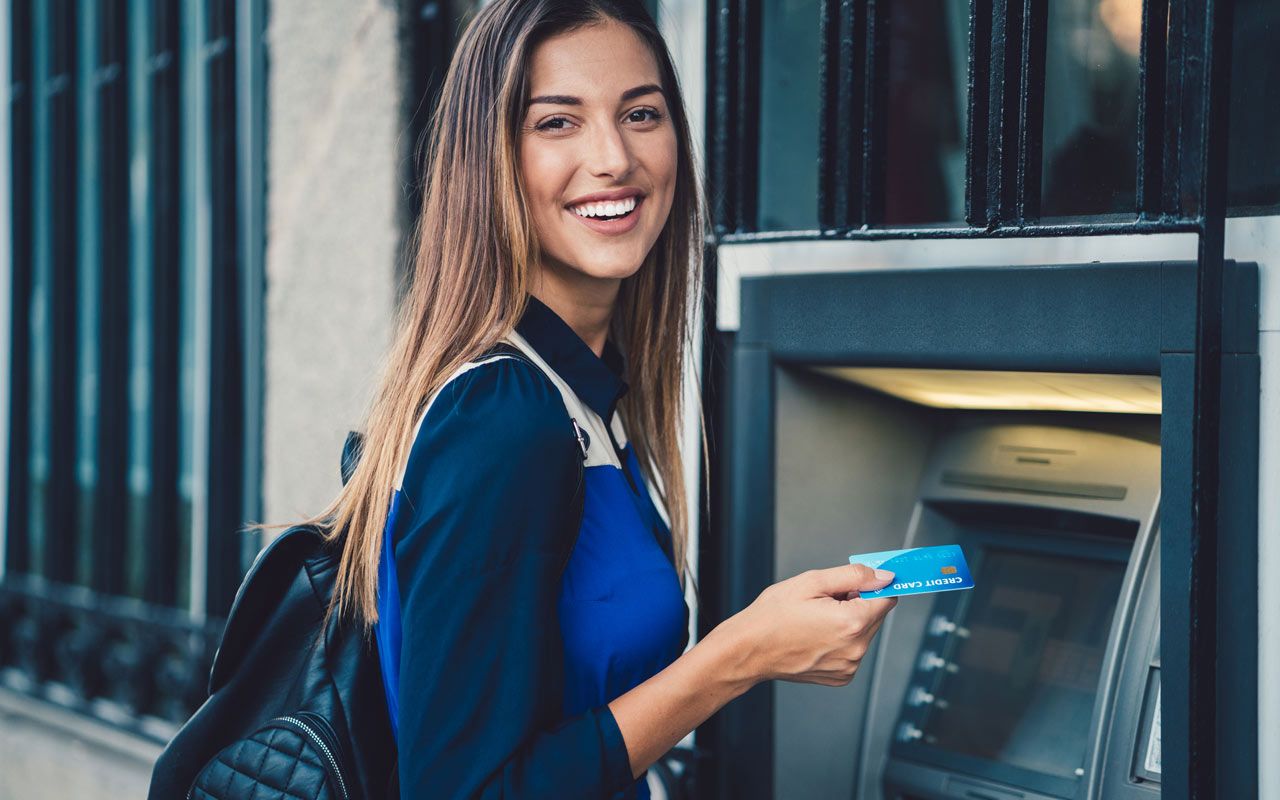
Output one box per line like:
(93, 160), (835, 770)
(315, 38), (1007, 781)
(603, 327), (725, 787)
(2, 1), (1277, 799)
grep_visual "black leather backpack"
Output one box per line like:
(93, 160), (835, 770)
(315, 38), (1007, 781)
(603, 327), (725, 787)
(148, 437), (395, 800)
(146, 522), (396, 799)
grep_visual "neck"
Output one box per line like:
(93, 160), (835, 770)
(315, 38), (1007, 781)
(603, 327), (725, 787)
(529, 267), (618, 357)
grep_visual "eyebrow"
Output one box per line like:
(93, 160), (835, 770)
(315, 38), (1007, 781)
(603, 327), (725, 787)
(527, 83), (664, 108)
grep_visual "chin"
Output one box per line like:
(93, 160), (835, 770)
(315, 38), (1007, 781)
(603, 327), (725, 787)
(565, 253), (647, 282)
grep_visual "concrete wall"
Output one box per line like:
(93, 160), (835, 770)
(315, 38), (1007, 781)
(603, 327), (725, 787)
(262, 0), (405, 525)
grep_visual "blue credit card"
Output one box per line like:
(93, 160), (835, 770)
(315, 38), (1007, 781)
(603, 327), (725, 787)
(848, 544), (975, 599)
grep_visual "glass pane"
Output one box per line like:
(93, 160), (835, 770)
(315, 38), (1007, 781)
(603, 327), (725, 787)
(1227, 0), (1280, 209)
(126, 0), (154, 599)
(1040, 0), (1141, 217)
(757, 0), (821, 231)
(28, 0), (54, 580)
(76, 1), (101, 588)
(882, 0), (969, 225)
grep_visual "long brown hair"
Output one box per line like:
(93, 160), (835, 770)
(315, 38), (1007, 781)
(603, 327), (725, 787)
(295, 0), (706, 628)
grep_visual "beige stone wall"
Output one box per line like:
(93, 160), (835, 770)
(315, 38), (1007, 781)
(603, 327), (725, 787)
(262, 0), (406, 524)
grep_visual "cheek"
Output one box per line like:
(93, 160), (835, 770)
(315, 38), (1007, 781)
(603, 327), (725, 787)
(519, 144), (566, 207)
(640, 132), (679, 193)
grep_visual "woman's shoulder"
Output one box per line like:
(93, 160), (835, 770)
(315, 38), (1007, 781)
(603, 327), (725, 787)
(398, 349), (578, 490)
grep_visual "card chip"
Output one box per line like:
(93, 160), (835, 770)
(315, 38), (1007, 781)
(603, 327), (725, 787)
(941, 566), (957, 575)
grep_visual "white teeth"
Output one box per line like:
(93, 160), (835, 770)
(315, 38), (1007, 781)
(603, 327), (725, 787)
(570, 196), (638, 218)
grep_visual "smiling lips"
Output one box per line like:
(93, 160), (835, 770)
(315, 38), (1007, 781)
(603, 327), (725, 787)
(566, 194), (645, 235)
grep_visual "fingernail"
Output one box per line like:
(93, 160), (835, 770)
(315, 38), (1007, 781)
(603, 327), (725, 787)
(874, 569), (894, 581)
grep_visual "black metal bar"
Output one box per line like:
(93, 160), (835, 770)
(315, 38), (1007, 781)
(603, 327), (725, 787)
(716, 345), (776, 800)
(964, 0), (993, 226)
(716, 216), (1201, 245)
(861, 0), (889, 226)
(144, 0), (182, 607)
(707, 0), (733, 235)
(6, 0), (34, 577)
(707, 0), (760, 234)
(990, 0), (1019, 221)
(1136, 0), (1168, 218)
(204, 0), (245, 617)
(1188, 0), (1236, 794)
(733, 0), (760, 232)
(44, 0), (80, 585)
(819, 0), (880, 230)
(1014, 0), (1046, 223)
(400, 0), (455, 298)
(1162, 1), (1187, 217)
(92, 0), (131, 596)
(694, 247), (732, 800)
(816, 0), (845, 229)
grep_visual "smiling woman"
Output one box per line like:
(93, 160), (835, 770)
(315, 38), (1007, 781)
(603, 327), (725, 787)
(209, 2), (898, 799)
(520, 26), (677, 278)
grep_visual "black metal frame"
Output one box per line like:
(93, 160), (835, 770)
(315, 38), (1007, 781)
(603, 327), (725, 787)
(145, 0), (184, 609)
(204, 0), (246, 619)
(700, 2), (1251, 799)
(5, 0), (32, 578)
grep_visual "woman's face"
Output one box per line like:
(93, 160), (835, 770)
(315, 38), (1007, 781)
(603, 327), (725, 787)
(519, 18), (677, 300)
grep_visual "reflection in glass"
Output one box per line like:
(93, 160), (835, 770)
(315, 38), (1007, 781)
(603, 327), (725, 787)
(757, 0), (821, 231)
(920, 548), (1125, 779)
(1040, 0), (1141, 217)
(1227, 0), (1280, 209)
(882, 0), (968, 225)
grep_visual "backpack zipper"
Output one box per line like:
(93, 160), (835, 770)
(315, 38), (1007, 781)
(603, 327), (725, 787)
(283, 713), (351, 800)
(187, 714), (353, 800)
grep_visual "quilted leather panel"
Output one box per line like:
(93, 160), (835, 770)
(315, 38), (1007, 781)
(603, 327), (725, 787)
(189, 723), (339, 800)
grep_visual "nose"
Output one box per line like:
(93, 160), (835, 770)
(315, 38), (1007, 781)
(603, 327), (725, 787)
(586, 119), (635, 179)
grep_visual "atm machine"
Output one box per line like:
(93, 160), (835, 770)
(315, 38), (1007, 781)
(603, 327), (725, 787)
(847, 415), (1163, 800)
(705, 261), (1258, 800)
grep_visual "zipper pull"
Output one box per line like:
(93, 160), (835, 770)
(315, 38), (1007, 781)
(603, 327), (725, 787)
(570, 418), (590, 461)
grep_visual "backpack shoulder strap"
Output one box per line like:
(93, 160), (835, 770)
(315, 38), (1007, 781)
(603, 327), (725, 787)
(208, 524), (325, 693)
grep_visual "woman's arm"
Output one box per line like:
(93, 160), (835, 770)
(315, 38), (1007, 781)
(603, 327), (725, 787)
(610, 564), (897, 778)
(393, 357), (634, 798)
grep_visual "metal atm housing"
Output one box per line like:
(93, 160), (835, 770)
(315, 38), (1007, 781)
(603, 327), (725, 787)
(770, 375), (1163, 799)
(705, 262), (1259, 800)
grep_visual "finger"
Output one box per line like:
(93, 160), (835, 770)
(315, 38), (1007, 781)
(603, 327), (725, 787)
(848, 595), (898, 618)
(807, 563), (895, 597)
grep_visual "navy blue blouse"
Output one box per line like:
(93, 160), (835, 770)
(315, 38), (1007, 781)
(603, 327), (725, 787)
(374, 296), (689, 799)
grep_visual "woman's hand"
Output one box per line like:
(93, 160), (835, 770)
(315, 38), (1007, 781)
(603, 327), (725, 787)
(710, 564), (898, 688)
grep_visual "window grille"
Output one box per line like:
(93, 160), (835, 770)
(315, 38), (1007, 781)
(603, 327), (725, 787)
(2, 0), (262, 737)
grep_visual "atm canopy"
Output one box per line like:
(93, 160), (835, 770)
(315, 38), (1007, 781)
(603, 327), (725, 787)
(736, 260), (1258, 375)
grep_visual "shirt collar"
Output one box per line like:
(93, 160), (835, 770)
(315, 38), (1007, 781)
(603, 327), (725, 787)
(515, 295), (629, 420)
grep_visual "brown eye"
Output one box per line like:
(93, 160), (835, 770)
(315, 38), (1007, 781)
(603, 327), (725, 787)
(628, 108), (664, 124)
(535, 116), (573, 132)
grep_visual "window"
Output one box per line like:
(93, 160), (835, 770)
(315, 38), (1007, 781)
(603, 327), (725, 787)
(2, 0), (261, 733)
(882, 0), (969, 225)
(1040, 0), (1141, 218)
(757, 0), (822, 231)
(716, 0), (1276, 235)
(1227, 0), (1280, 211)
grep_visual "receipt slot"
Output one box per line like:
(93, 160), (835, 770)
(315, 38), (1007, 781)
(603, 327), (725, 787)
(701, 262), (1259, 800)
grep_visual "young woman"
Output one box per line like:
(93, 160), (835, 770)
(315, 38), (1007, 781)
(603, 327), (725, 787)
(308, 1), (899, 797)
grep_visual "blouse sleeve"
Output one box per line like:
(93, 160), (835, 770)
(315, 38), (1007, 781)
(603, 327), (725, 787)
(392, 356), (634, 799)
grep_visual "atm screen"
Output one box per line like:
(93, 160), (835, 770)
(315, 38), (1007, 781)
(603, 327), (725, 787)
(914, 547), (1126, 780)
